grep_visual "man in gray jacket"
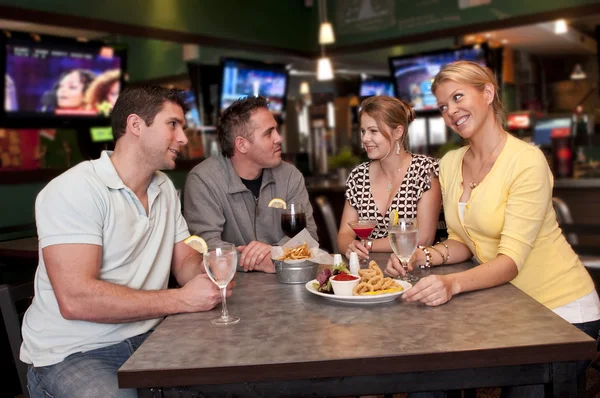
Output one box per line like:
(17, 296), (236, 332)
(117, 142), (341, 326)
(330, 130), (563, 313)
(184, 96), (317, 273)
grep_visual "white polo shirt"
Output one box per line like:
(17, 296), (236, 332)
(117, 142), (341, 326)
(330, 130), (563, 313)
(20, 151), (190, 367)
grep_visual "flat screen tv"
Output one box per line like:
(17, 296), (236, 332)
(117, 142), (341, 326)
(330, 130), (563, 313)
(181, 89), (202, 129)
(359, 77), (395, 99)
(219, 58), (288, 116)
(389, 45), (489, 112)
(1, 30), (127, 128)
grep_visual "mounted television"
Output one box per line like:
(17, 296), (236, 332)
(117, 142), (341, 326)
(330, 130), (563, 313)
(359, 76), (395, 99)
(219, 58), (288, 116)
(181, 90), (202, 129)
(1, 30), (127, 128)
(389, 45), (489, 113)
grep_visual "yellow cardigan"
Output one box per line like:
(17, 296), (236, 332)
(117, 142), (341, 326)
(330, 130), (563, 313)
(439, 133), (594, 309)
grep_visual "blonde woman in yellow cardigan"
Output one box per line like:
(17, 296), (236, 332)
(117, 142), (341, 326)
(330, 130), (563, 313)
(386, 61), (600, 340)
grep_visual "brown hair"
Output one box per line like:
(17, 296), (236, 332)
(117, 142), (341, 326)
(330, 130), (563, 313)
(217, 96), (269, 158)
(110, 86), (189, 142)
(431, 60), (506, 126)
(358, 96), (415, 150)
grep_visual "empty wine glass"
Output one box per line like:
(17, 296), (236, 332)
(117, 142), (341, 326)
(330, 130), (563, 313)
(388, 218), (419, 283)
(204, 243), (239, 325)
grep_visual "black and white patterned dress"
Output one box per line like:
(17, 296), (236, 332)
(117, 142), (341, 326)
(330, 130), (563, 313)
(345, 153), (439, 239)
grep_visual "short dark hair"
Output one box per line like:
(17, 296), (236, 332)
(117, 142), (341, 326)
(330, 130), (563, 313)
(217, 96), (269, 158)
(111, 86), (189, 142)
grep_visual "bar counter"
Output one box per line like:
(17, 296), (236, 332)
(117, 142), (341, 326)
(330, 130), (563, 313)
(118, 253), (595, 397)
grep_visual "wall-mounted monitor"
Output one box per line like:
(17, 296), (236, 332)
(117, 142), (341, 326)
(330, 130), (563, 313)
(181, 89), (202, 129)
(1, 30), (127, 128)
(389, 45), (489, 113)
(219, 58), (288, 116)
(359, 76), (395, 99)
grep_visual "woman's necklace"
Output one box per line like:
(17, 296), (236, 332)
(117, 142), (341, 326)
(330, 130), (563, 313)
(383, 155), (408, 192)
(468, 134), (505, 189)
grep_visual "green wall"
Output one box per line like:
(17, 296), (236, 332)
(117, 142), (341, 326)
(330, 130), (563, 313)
(330, 0), (600, 47)
(0, 0), (318, 52)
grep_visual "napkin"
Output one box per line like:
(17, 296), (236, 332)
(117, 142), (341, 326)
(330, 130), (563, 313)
(271, 228), (334, 265)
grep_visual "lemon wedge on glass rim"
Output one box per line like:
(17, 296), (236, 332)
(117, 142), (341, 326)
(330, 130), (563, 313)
(184, 235), (208, 255)
(390, 209), (399, 226)
(268, 198), (287, 209)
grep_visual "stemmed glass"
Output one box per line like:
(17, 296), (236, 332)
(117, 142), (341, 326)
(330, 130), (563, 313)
(348, 218), (377, 265)
(203, 243), (239, 325)
(388, 218), (419, 283)
(281, 203), (307, 238)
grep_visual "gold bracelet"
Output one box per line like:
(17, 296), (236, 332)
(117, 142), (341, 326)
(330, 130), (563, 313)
(434, 242), (450, 264)
(428, 246), (445, 265)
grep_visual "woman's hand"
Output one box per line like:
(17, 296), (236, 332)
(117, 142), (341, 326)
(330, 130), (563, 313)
(385, 254), (412, 278)
(402, 274), (458, 306)
(345, 240), (370, 260)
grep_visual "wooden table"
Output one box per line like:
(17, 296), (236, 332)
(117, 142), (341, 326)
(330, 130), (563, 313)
(118, 253), (596, 397)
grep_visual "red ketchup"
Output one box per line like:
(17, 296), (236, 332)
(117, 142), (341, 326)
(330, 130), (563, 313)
(332, 273), (359, 282)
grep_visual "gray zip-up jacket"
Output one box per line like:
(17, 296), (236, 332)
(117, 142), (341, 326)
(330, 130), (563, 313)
(183, 154), (318, 250)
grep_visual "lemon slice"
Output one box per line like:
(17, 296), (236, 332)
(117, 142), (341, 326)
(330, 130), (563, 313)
(390, 209), (399, 226)
(184, 235), (208, 255)
(268, 198), (287, 209)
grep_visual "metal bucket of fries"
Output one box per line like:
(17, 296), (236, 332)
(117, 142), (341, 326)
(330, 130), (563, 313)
(274, 260), (318, 284)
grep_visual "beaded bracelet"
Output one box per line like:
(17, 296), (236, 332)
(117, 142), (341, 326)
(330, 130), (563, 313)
(417, 245), (432, 269)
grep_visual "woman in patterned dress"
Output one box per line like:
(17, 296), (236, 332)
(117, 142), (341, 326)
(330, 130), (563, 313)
(337, 96), (441, 261)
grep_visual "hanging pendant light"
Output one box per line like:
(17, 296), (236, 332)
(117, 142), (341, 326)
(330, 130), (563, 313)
(319, 21), (335, 45)
(317, 57), (334, 81)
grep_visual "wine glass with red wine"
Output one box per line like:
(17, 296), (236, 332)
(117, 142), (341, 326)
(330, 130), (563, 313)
(348, 218), (377, 265)
(281, 203), (307, 238)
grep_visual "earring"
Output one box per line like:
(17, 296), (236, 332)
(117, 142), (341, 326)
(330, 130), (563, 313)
(396, 141), (401, 155)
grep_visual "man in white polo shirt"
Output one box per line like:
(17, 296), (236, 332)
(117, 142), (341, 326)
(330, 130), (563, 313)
(20, 86), (233, 398)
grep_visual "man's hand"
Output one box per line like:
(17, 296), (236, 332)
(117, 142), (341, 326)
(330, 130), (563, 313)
(237, 241), (273, 272)
(178, 274), (235, 312)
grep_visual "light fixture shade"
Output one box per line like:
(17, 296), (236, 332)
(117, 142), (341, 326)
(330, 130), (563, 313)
(299, 81), (310, 95)
(319, 22), (335, 45)
(571, 64), (587, 80)
(555, 19), (568, 34)
(317, 57), (334, 81)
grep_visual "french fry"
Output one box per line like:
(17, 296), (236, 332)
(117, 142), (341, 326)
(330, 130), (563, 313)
(278, 243), (312, 261)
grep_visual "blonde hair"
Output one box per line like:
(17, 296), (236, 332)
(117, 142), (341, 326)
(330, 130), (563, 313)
(358, 96), (415, 150)
(431, 61), (506, 126)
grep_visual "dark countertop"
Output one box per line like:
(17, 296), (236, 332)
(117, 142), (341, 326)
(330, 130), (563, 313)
(118, 253), (595, 390)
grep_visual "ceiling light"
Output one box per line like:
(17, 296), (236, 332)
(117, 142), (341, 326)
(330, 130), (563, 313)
(571, 64), (587, 80)
(319, 21), (335, 45)
(317, 57), (334, 81)
(484, 32), (493, 39)
(555, 19), (568, 35)
(299, 81), (310, 95)
(501, 39), (509, 45)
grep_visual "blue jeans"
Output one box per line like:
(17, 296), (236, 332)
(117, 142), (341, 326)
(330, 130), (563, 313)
(27, 331), (151, 398)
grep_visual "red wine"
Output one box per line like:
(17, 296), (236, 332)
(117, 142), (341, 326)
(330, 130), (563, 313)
(281, 213), (307, 237)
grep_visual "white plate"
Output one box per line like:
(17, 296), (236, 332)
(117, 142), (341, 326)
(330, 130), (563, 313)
(304, 279), (412, 304)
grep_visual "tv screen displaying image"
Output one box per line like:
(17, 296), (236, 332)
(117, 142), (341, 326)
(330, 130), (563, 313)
(181, 90), (202, 129)
(359, 78), (395, 98)
(389, 45), (488, 112)
(1, 31), (126, 128)
(220, 58), (288, 115)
